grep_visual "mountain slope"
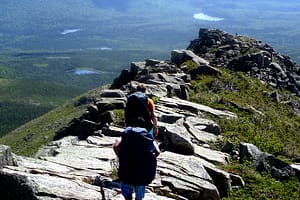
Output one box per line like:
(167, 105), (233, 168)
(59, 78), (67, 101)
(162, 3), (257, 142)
(0, 29), (299, 199)
(0, 86), (107, 156)
(1, 0), (300, 142)
(0, 78), (84, 137)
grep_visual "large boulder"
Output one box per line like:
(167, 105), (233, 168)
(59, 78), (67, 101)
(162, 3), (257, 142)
(253, 153), (296, 180)
(158, 152), (220, 200)
(240, 142), (296, 180)
(159, 122), (194, 155)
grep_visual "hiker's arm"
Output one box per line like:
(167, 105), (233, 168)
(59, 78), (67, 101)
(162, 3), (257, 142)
(148, 98), (158, 137)
(151, 112), (158, 137)
(154, 141), (160, 157)
(113, 138), (121, 157)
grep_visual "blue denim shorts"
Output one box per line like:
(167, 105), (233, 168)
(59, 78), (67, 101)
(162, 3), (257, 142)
(121, 182), (146, 200)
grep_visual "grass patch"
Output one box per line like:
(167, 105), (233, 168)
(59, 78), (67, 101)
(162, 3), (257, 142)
(190, 69), (300, 158)
(189, 68), (300, 199)
(222, 161), (300, 200)
(113, 109), (125, 127)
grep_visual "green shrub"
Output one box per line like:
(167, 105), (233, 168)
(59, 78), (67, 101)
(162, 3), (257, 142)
(113, 109), (125, 127)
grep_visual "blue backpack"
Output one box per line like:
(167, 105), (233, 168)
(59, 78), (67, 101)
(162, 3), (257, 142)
(118, 127), (157, 185)
(125, 91), (153, 131)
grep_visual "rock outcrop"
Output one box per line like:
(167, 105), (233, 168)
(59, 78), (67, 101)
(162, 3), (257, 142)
(188, 29), (300, 95)
(239, 142), (296, 180)
(187, 28), (300, 95)
(0, 28), (299, 199)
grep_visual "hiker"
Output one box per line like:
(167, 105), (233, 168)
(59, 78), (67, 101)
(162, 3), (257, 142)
(113, 126), (160, 200)
(125, 83), (158, 137)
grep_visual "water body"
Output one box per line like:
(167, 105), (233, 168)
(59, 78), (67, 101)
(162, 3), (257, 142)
(61, 29), (82, 35)
(74, 69), (97, 75)
(72, 69), (113, 75)
(89, 47), (113, 51)
(99, 47), (112, 51)
(193, 13), (224, 21)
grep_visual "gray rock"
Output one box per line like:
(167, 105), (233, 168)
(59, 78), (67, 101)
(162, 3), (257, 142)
(159, 113), (185, 124)
(291, 163), (300, 178)
(239, 142), (263, 161)
(102, 125), (123, 137)
(171, 49), (186, 66)
(0, 167), (102, 200)
(229, 173), (245, 188)
(158, 152), (219, 200)
(99, 110), (115, 125)
(221, 141), (235, 154)
(76, 120), (99, 140)
(100, 89), (125, 98)
(194, 145), (229, 165)
(189, 65), (221, 80)
(145, 59), (162, 66)
(86, 136), (116, 147)
(270, 62), (285, 74)
(161, 123), (194, 155)
(157, 72), (171, 82)
(183, 50), (210, 66)
(179, 84), (189, 100)
(187, 126), (219, 144)
(253, 153), (296, 180)
(0, 145), (17, 168)
(240, 142), (296, 180)
(185, 116), (221, 135)
(159, 97), (237, 118)
(130, 61), (146, 76)
(111, 69), (131, 89)
(171, 49), (209, 67)
(95, 98), (126, 111)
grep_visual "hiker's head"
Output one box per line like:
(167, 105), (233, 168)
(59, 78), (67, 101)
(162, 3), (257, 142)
(136, 83), (146, 93)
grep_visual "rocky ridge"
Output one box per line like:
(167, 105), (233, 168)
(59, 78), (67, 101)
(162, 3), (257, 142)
(187, 28), (300, 95)
(0, 29), (299, 200)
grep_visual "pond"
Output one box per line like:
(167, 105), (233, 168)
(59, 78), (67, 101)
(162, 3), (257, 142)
(193, 13), (224, 21)
(73, 69), (97, 75)
(61, 29), (81, 35)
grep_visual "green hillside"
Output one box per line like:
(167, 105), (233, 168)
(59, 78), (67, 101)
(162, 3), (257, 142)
(189, 69), (300, 199)
(0, 86), (106, 156)
(0, 78), (83, 136)
(0, 49), (166, 136)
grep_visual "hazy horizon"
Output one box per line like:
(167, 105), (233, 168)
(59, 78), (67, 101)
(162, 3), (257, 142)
(0, 0), (299, 62)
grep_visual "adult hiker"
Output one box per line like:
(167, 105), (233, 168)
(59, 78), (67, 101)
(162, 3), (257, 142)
(125, 83), (158, 137)
(113, 126), (160, 200)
